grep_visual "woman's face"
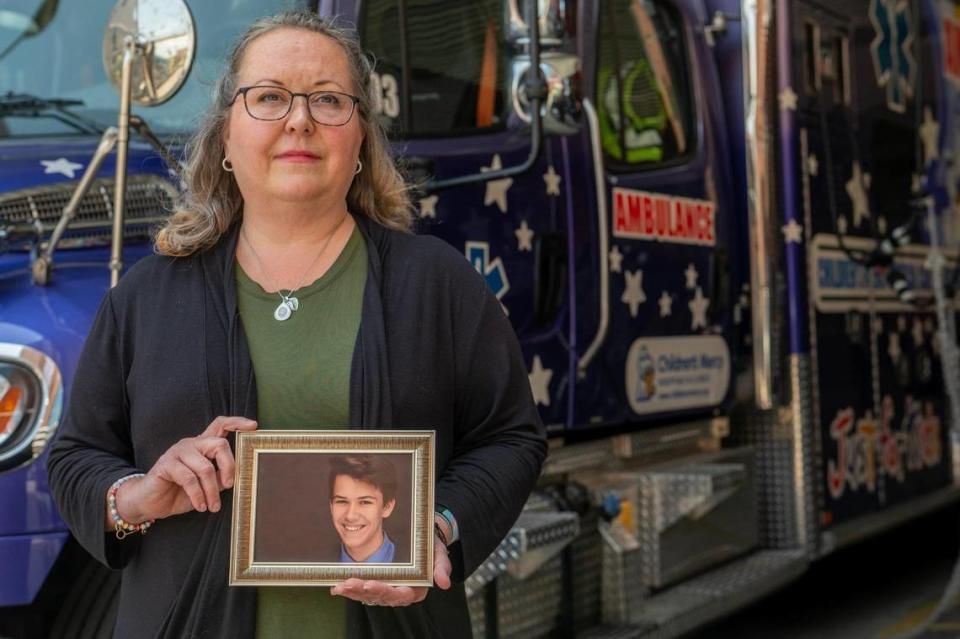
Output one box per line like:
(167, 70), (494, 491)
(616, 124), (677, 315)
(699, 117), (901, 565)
(330, 474), (395, 559)
(223, 28), (364, 209)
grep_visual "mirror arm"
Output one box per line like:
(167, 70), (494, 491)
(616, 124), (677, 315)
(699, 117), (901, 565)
(130, 115), (183, 179)
(423, 0), (545, 193)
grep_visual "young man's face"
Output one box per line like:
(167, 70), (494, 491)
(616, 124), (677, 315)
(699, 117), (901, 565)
(330, 474), (396, 560)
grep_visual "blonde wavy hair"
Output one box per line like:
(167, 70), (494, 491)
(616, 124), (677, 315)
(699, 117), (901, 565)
(155, 11), (413, 256)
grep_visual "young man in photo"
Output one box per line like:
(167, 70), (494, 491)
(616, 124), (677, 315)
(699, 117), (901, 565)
(328, 455), (397, 563)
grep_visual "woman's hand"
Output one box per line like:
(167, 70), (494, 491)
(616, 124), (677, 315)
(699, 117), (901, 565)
(331, 533), (453, 607)
(107, 416), (257, 527)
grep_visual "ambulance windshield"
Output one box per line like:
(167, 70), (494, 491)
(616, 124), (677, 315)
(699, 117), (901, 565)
(0, 0), (292, 138)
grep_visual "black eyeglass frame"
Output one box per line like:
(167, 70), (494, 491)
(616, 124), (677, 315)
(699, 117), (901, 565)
(232, 85), (362, 126)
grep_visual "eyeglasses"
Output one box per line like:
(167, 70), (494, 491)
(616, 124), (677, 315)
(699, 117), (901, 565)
(233, 86), (360, 126)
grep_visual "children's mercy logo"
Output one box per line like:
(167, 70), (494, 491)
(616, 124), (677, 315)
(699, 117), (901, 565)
(869, 0), (916, 113)
(465, 241), (510, 300)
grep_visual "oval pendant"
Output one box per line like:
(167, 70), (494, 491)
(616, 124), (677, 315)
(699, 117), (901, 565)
(274, 302), (292, 321)
(286, 297), (299, 311)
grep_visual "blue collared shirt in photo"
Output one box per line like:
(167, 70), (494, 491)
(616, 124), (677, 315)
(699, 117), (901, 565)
(340, 532), (395, 563)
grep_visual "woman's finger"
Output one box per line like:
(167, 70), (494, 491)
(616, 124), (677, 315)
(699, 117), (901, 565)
(198, 437), (236, 489)
(201, 416), (257, 438)
(156, 460), (208, 512)
(176, 447), (222, 512)
(434, 545), (452, 590)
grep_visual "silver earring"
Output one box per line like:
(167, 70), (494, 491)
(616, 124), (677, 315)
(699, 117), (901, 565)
(355, 159), (363, 175)
(222, 157), (234, 172)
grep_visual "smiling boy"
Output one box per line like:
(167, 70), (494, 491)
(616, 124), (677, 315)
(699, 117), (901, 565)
(328, 455), (397, 563)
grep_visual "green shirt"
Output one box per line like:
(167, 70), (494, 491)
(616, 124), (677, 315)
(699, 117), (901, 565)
(236, 226), (367, 639)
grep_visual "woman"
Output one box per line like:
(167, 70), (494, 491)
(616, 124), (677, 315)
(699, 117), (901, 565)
(47, 11), (545, 639)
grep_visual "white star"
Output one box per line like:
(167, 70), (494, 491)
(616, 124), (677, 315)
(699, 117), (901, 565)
(514, 220), (534, 251)
(888, 332), (901, 363)
(782, 219), (804, 244)
(684, 263), (699, 289)
(658, 291), (673, 318)
(481, 154), (513, 213)
(621, 269), (647, 318)
(528, 355), (553, 407)
(779, 87), (798, 112)
(837, 215), (849, 234)
(846, 162), (871, 227)
(41, 157), (84, 179)
(543, 165), (562, 196)
(920, 107), (940, 166)
(608, 246), (624, 273)
(807, 154), (819, 176)
(419, 194), (438, 219)
(689, 287), (710, 330)
(912, 317), (925, 346)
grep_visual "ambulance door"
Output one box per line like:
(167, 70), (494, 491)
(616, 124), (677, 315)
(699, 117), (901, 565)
(357, 0), (574, 432)
(571, 0), (739, 429)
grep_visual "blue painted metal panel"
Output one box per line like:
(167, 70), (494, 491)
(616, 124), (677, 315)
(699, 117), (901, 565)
(0, 532), (68, 606)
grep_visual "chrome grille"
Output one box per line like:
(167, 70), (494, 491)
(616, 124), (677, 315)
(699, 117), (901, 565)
(0, 175), (177, 246)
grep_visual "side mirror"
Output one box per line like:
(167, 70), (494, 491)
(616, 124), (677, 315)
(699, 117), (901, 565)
(510, 51), (582, 136)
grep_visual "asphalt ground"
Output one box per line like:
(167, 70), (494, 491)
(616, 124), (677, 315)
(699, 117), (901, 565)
(688, 504), (960, 639)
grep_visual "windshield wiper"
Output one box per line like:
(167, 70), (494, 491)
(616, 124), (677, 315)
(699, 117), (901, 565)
(0, 92), (104, 135)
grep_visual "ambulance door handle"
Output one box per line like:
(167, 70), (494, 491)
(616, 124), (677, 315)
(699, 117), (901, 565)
(533, 232), (567, 326)
(709, 248), (730, 323)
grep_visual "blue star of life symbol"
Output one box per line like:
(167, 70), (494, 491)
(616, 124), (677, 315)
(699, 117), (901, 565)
(869, 0), (916, 113)
(465, 241), (510, 300)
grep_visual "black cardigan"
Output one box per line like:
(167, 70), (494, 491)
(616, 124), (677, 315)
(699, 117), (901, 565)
(47, 215), (546, 638)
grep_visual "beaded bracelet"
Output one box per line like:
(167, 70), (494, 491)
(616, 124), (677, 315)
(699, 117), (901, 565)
(108, 473), (154, 540)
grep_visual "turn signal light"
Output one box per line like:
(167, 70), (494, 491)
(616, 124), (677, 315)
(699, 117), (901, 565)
(0, 379), (24, 442)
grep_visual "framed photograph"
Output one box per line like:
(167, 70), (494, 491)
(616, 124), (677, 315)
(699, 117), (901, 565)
(229, 430), (435, 586)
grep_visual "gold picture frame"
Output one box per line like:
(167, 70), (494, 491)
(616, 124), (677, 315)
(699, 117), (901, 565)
(229, 430), (435, 586)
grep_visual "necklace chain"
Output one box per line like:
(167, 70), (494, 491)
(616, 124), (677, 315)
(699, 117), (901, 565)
(241, 213), (349, 321)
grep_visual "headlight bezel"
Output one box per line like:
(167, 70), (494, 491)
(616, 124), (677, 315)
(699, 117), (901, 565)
(0, 343), (63, 471)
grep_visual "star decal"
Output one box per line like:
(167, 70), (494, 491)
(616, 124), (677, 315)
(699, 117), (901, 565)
(658, 291), (673, 318)
(685, 263), (699, 290)
(41, 157), (84, 178)
(888, 331), (902, 363)
(621, 269), (647, 318)
(912, 317), (925, 346)
(543, 165), (562, 196)
(846, 161), (871, 227)
(782, 219), (804, 244)
(609, 246), (624, 273)
(807, 153), (819, 177)
(689, 287), (710, 330)
(481, 154), (513, 213)
(419, 194), (438, 219)
(515, 220), (534, 252)
(920, 107), (940, 166)
(528, 355), (553, 407)
(779, 87), (798, 112)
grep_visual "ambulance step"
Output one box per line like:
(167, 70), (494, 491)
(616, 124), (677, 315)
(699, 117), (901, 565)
(583, 549), (808, 639)
(464, 510), (580, 598)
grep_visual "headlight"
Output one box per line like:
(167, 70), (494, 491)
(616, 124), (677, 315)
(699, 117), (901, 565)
(0, 344), (62, 471)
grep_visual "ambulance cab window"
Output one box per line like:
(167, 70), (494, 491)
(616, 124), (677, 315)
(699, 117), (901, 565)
(597, 0), (694, 166)
(361, 0), (508, 137)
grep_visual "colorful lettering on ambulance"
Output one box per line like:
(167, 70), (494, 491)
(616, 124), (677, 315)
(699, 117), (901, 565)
(612, 187), (716, 246)
(826, 396), (943, 499)
(944, 12), (960, 84)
